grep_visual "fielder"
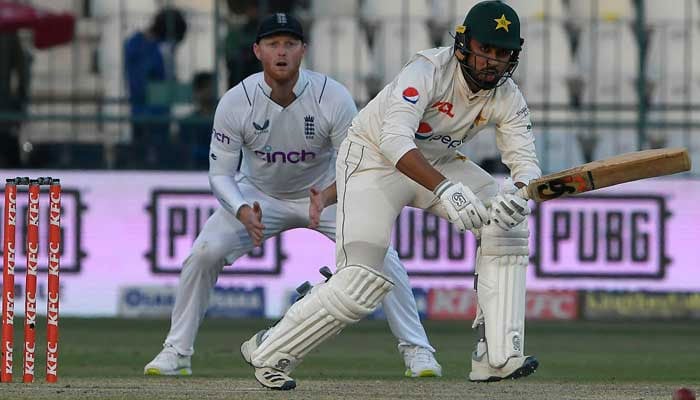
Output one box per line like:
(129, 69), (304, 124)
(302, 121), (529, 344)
(241, 1), (541, 389)
(144, 13), (441, 379)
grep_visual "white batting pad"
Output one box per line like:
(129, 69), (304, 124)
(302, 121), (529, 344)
(250, 265), (394, 372)
(475, 221), (529, 368)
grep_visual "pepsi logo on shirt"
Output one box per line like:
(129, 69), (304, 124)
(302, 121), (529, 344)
(415, 122), (433, 140)
(402, 87), (420, 104)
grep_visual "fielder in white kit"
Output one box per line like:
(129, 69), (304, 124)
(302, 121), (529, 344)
(143, 13), (441, 378)
(241, 1), (542, 390)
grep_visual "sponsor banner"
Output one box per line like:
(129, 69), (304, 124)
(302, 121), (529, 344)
(526, 291), (578, 320)
(118, 286), (175, 318)
(427, 287), (477, 320)
(0, 170), (697, 318)
(394, 210), (478, 276)
(583, 291), (700, 320)
(426, 288), (579, 320)
(207, 286), (265, 318)
(412, 288), (429, 320)
(118, 285), (265, 318)
(536, 195), (667, 278)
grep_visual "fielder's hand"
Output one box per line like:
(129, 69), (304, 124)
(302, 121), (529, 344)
(308, 187), (325, 228)
(490, 177), (530, 230)
(237, 201), (265, 246)
(434, 179), (489, 232)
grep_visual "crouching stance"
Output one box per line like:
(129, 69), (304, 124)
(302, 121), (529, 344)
(145, 13), (440, 379)
(242, 1), (542, 389)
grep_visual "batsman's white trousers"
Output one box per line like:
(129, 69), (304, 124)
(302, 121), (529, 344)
(164, 174), (433, 356)
(336, 140), (499, 269)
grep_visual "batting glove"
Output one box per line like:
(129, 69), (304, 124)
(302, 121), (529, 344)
(434, 179), (489, 232)
(490, 177), (530, 230)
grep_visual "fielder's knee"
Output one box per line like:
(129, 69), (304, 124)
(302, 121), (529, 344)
(185, 239), (230, 273)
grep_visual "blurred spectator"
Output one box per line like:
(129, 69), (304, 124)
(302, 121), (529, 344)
(224, 0), (297, 88)
(178, 72), (216, 170)
(576, 133), (599, 163)
(123, 7), (187, 169)
(0, 32), (30, 168)
(224, 0), (261, 88)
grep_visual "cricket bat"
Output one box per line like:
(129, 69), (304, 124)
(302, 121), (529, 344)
(518, 147), (691, 202)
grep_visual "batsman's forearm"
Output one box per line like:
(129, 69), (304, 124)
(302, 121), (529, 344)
(395, 149), (446, 192)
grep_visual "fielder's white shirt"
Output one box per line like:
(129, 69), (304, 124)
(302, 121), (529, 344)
(348, 46), (541, 184)
(209, 69), (357, 212)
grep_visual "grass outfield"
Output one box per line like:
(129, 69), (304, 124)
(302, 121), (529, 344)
(1, 318), (699, 399)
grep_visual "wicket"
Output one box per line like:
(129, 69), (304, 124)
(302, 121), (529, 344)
(1, 177), (61, 383)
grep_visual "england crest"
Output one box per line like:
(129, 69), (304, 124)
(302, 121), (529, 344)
(304, 115), (315, 139)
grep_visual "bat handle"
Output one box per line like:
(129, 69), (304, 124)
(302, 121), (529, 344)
(516, 185), (530, 200)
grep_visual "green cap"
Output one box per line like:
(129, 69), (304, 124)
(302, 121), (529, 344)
(459, 1), (521, 50)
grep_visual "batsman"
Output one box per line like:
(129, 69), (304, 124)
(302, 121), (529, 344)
(241, 1), (541, 389)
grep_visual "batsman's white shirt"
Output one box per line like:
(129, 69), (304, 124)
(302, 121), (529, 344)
(335, 47), (541, 268)
(163, 69), (435, 356)
(347, 46), (540, 184)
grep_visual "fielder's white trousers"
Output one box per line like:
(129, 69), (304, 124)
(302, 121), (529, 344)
(164, 175), (433, 356)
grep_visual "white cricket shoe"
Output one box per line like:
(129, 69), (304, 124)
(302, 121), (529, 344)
(240, 330), (296, 391)
(144, 345), (192, 376)
(253, 367), (297, 390)
(400, 345), (443, 378)
(469, 354), (539, 382)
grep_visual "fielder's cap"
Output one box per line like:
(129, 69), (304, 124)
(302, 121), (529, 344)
(256, 13), (304, 42)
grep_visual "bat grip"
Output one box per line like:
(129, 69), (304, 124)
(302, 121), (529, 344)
(516, 185), (530, 200)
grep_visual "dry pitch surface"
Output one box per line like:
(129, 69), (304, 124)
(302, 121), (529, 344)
(0, 318), (697, 399)
(0, 378), (689, 400)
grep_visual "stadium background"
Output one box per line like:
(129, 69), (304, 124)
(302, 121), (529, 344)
(0, 0), (699, 397)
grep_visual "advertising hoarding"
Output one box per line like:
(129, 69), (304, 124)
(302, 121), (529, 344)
(0, 171), (698, 317)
